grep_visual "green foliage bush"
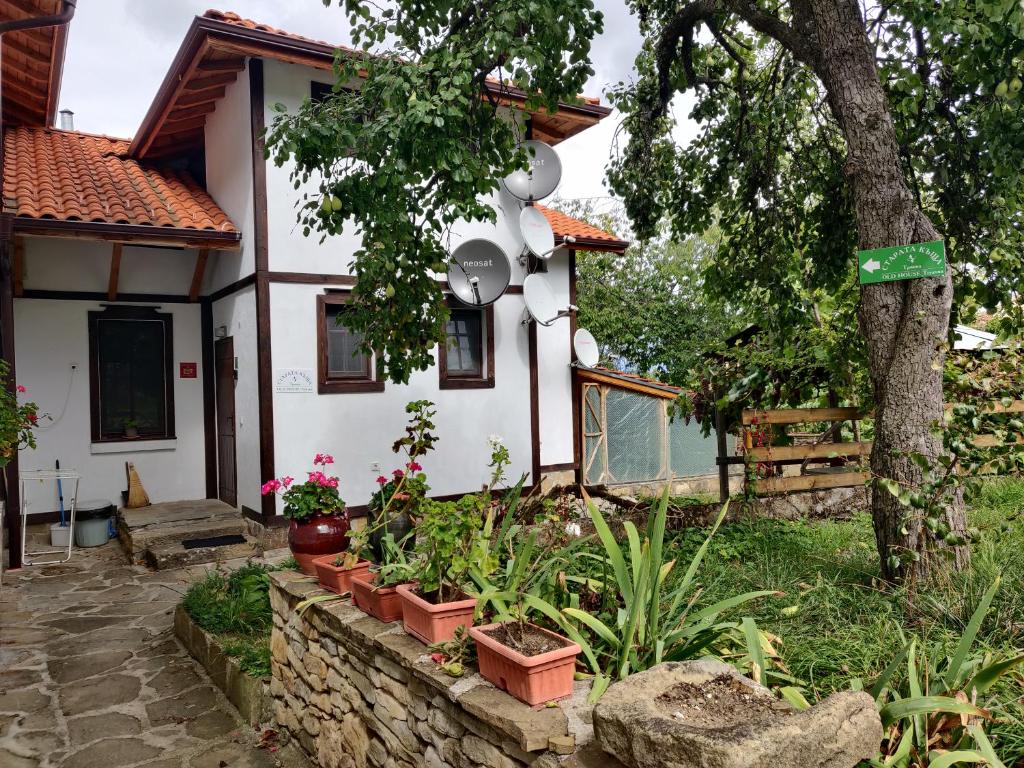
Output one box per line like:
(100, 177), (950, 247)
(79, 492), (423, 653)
(181, 563), (274, 677)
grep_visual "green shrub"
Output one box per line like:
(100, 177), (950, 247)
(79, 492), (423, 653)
(182, 562), (274, 677)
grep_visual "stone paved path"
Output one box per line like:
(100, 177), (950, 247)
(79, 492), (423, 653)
(1, 531), (307, 768)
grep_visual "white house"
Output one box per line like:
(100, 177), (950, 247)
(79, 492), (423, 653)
(0, 9), (627, 565)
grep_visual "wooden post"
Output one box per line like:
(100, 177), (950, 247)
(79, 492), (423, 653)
(0, 217), (20, 569)
(715, 405), (730, 503)
(189, 248), (209, 302)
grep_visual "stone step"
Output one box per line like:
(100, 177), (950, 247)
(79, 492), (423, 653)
(121, 518), (249, 560)
(144, 538), (259, 570)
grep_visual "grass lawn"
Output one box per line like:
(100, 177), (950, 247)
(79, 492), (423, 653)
(663, 479), (1024, 762)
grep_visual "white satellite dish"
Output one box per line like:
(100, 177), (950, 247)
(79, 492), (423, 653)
(502, 140), (562, 201)
(519, 206), (556, 260)
(447, 239), (511, 307)
(523, 273), (576, 326)
(573, 328), (599, 368)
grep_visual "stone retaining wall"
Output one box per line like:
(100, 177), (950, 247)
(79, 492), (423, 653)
(269, 571), (619, 768)
(173, 605), (271, 725)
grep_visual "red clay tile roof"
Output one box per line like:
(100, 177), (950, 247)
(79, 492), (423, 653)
(202, 9), (602, 106)
(203, 9), (339, 49)
(3, 127), (238, 233)
(536, 204), (628, 252)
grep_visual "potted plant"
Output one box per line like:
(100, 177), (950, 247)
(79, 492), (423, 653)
(123, 417), (139, 439)
(262, 453), (349, 575)
(366, 400), (437, 559)
(469, 620), (581, 707)
(312, 552), (372, 595)
(397, 436), (511, 645)
(351, 533), (417, 622)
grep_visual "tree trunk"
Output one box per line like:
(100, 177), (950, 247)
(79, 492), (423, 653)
(799, 0), (968, 582)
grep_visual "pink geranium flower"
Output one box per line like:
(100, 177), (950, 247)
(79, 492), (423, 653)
(313, 453), (335, 466)
(281, 476), (294, 488)
(16, 385), (26, 393)
(376, 475), (388, 486)
(407, 461), (422, 472)
(261, 479), (281, 495)
(392, 468), (404, 478)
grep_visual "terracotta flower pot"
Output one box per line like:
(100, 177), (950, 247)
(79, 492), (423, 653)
(469, 622), (581, 706)
(396, 584), (477, 645)
(350, 572), (407, 623)
(288, 512), (350, 575)
(312, 555), (372, 595)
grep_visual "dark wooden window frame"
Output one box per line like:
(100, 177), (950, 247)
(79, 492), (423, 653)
(88, 305), (175, 443)
(317, 292), (384, 394)
(439, 297), (495, 390)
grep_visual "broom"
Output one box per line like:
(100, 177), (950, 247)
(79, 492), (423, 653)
(125, 462), (150, 508)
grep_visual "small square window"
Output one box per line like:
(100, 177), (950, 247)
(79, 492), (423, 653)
(439, 299), (494, 389)
(317, 294), (383, 394)
(89, 307), (175, 442)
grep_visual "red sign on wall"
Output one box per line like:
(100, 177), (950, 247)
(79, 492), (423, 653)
(179, 362), (197, 379)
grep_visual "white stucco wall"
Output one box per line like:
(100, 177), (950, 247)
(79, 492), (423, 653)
(204, 58), (256, 292)
(21, 236), (204, 295)
(211, 286), (262, 514)
(14, 286), (206, 513)
(258, 58), (578, 511)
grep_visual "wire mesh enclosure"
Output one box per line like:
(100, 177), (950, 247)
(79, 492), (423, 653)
(582, 383), (719, 487)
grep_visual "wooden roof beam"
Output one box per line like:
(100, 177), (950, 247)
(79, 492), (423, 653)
(183, 71), (238, 92)
(189, 248), (208, 301)
(107, 242), (122, 301)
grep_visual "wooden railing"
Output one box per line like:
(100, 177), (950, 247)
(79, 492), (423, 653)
(720, 401), (1024, 496)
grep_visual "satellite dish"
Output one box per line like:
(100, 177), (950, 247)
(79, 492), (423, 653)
(447, 239), (511, 307)
(523, 273), (562, 326)
(573, 328), (599, 368)
(502, 140), (562, 201)
(519, 206), (556, 259)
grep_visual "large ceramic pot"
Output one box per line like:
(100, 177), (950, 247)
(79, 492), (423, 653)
(288, 511), (350, 575)
(367, 493), (415, 561)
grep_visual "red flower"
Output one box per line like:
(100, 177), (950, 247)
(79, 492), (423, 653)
(313, 453), (335, 466)
(261, 479), (281, 495)
(392, 468), (404, 478)
(407, 461), (422, 472)
(16, 385), (26, 393)
(376, 475), (388, 486)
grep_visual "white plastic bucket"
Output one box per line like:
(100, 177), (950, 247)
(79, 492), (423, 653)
(50, 523), (71, 548)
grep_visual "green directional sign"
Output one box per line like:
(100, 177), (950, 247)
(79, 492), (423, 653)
(857, 239), (946, 285)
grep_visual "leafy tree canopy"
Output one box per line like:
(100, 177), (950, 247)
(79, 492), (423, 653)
(607, 0), (1024, 412)
(266, 0), (604, 383)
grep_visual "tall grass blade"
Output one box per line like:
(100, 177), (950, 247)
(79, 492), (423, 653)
(944, 577), (1001, 690)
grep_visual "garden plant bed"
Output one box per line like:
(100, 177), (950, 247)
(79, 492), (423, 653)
(173, 605), (271, 725)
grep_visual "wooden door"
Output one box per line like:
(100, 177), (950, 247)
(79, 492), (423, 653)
(215, 338), (237, 506)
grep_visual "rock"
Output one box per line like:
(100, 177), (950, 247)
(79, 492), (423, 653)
(593, 660), (881, 768)
(48, 650), (133, 685)
(318, 713), (370, 768)
(67, 713), (142, 746)
(60, 738), (161, 768)
(59, 674), (141, 716)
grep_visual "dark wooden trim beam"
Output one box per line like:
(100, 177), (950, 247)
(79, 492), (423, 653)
(569, 248), (582, 482)
(250, 59), (276, 522)
(539, 462), (576, 473)
(107, 243), (122, 301)
(12, 218), (241, 249)
(189, 248), (209, 302)
(209, 273), (256, 302)
(12, 237), (24, 298)
(20, 290), (192, 303)
(0, 218), (21, 569)
(201, 299), (217, 498)
(528, 320), (541, 486)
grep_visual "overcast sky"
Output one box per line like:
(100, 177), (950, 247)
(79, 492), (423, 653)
(58, 0), (695, 208)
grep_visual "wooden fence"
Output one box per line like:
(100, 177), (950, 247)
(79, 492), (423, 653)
(716, 401), (1024, 498)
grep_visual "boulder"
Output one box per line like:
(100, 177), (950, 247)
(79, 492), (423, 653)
(593, 660), (881, 768)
